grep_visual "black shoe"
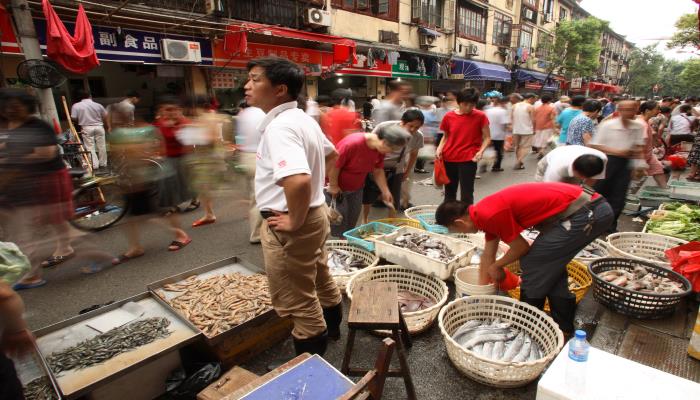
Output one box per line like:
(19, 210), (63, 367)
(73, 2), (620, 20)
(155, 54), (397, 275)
(323, 303), (343, 341)
(414, 168), (429, 174)
(491, 167), (504, 172)
(293, 331), (328, 356)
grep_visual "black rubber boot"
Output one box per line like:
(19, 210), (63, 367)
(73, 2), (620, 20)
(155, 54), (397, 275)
(548, 295), (577, 335)
(322, 302), (343, 341)
(293, 330), (329, 356)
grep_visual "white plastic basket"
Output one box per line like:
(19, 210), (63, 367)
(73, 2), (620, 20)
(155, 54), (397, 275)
(573, 238), (609, 265)
(404, 205), (440, 221)
(450, 233), (510, 263)
(438, 296), (564, 388)
(325, 240), (379, 293)
(346, 265), (449, 335)
(373, 226), (476, 280)
(453, 266), (497, 297)
(606, 232), (687, 268)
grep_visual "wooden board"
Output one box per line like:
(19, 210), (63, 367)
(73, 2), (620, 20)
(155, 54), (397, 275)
(348, 282), (399, 329)
(197, 367), (259, 400)
(221, 354), (310, 400)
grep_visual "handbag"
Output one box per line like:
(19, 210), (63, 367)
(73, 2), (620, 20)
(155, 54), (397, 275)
(433, 158), (450, 186)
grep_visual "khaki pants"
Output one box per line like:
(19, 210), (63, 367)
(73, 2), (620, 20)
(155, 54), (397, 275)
(241, 152), (262, 242)
(261, 206), (342, 339)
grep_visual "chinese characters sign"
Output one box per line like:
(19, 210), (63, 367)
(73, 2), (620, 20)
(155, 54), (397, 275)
(212, 40), (331, 72)
(34, 19), (212, 64)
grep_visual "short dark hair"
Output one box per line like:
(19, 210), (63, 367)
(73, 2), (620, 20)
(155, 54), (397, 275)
(156, 95), (182, 108)
(401, 109), (425, 124)
(435, 201), (470, 227)
(0, 88), (38, 114)
(476, 99), (488, 110)
(540, 94), (553, 103)
(639, 100), (658, 114)
(572, 155), (605, 178)
(659, 106), (672, 114)
(77, 90), (91, 100)
(126, 90), (140, 98)
(571, 95), (586, 107)
(680, 104), (693, 114)
(388, 80), (411, 92)
(523, 92), (538, 100)
(456, 88), (480, 105)
(582, 100), (602, 113)
(247, 56), (305, 101)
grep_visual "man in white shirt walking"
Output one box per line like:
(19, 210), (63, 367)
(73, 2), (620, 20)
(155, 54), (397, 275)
(484, 96), (510, 171)
(244, 56), (342, 356)
(511, 93), (537, 169)
(71, 91), (108, 171)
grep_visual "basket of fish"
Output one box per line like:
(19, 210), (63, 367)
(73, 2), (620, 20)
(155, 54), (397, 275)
(454, 266), (497, 297)
(325, 240), (379, 293)
(374, 218), (424, 230)
(505, 260), (591, 312)
(574, 239), (609, 264)
(374, 226), (476, 280)
(438, 295), (564, 388)
(606, 232), (687, 268)
(589, 258), (692, 319)
(343, 221), (398, 252)
(450, 233), (510, 263)
(346, 265), (449, 334)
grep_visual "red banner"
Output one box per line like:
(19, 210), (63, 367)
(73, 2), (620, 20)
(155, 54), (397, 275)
(213, 40), (333, 73)
(0, 5), (21, 54)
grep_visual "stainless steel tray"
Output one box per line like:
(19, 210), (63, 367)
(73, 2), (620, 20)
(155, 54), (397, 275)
(147, 256), (277, 346)
(33, 292), (199, 399)
(13, 341), (62, 399)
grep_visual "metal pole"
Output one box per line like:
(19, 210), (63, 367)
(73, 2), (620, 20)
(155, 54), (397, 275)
(10, 0), (60, 126)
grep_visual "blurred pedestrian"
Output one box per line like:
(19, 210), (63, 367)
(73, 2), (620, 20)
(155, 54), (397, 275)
(668, 104), (697, 146)
(320, 89), (361, 145)
(71, 90), (108, 173)
(638, 101), (667, 188)
(553, 95), (570, 115)
(566, 100), (602, 146)
(107, 91), (140, 131)
(435, 91), (458, 147)
(556, 95), (585, 144)
(511, 93), (537, 169)
(0, 279), (34, 397)
(533, 94), (557, 158)
(372, 80), (412, 124)
(650, 106), (671, 144)
(484, 96), (510, 172)
(601, 96), (619, 119)
(236, 101), (266, 243)
(436, 88), (491, 205)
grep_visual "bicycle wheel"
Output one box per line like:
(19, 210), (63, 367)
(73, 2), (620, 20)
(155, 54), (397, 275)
(70, 180), (128, 232)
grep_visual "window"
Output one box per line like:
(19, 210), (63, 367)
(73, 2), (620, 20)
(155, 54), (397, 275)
(544, 0), (553, 15)
(519, 25), (533, 53)
(413, 0), (444, 27)
(492, 12), (512, 47)
(535, 32), (553, 58)
(559, 7), (568, 21)
(457, 2), (486, 40)
(333, 0), (399, 20)
(523, 0), (537, 9)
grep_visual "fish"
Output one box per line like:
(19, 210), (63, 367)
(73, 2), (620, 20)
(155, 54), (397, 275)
(598, 267), (685, 294)
(528, 342), (542, 361)
(576, 243), (606, 259)
(511, 336), (532, 362)
(491, 340), (505, 360)
(482, 341), (494, 357)
(461, 329), (517, 349)
(398, 290), (435, 313)
(452, 319), (542, 363)
(392, 233), (455, 262)
(22, 376), (58, 400)
(453, 323), (513, 346)
(501, 331), (526, 362)
(327, 249), (367, 275)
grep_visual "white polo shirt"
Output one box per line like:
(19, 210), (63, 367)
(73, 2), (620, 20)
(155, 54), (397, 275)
(590, 117), (646, 153)
(536, 145), (607, 182)
(255, 101), (335, 212)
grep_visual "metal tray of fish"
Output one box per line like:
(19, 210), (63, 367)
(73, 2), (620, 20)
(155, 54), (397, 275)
(33, 292), (199, 399)
(147, 256), (277, 345)
(374, 226), (475, 280)
(12, 340), (62, 399)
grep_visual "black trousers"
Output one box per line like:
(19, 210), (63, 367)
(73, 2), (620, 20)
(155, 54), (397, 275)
(491, 140), (504, 169)
(443, 161), (477, 205)
(0, 353), (24, 400)
(594, 155), (631, 232)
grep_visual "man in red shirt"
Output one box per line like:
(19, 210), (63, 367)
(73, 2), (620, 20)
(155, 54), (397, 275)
(320, 90), (361, 145)
(436, 88), (491, 204)
(327, 125), (411, 237)
(435, 182), (613, 334)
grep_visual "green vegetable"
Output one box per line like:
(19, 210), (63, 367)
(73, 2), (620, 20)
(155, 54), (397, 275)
(647, 202), (700, 240)
(0, 242), (30, 285)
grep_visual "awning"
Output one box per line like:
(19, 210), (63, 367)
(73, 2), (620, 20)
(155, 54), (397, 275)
(418, 27), (441, 37)
(451, 59), (511, 82)
(588, 82), (621, 94)
(515, 69), (551, 83)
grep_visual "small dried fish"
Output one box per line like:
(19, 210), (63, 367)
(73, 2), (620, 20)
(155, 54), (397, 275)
(47, 317), (170, 374)
(327, 249), (367, 275)
(23, 376), (58, 400)
(393, 233), (455, 262)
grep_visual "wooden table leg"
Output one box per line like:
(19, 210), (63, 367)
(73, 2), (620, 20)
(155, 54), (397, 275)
(341, 328), (357, 375)
(398, 307), (412, 349)
(392, 329), (416, 400)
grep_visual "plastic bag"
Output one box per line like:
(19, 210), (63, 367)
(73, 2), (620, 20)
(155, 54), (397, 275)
(0, 242), (30, 285)
(328, 197), (343, 226)
(433, 158), (450, 186)
(165, 362), (221, 399)
(665, 241), (700, 292)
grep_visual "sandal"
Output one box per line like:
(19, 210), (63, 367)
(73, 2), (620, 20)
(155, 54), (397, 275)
(192, 218), (216, 227)
(81, 259), (120, 274)
(13, 279), (47, 290)
(112, 253), (144, 265)
(183, 201), (200, 212)
(41, 253), (75, 268)
(168, 238), (192, 251)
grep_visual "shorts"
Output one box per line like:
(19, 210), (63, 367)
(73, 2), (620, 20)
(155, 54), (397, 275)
(362, 170), (403, 209)
(513, 134), (534, 149)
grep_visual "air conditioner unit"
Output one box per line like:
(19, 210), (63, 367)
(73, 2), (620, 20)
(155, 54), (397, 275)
(466, 44), (479, 56)
(161, 39), (202, 62)
(305, 8), (332, 27)
(419, 33), (437, 48)
(524, 8), (535, 20)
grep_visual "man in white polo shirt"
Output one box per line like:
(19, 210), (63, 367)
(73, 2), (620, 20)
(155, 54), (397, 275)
(71, 91), (108, 172)
(535, 145), (607, 184)
(244, 56), (342, 356)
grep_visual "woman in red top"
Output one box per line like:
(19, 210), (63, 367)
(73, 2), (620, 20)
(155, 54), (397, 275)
(436, 88), (491, 204)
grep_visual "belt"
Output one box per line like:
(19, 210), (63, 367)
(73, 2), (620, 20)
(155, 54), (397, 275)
(260, 205), (321, 219)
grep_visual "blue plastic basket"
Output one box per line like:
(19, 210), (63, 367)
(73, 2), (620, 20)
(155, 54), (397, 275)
(416, 213), (449, 234)
(343, 222), (398, 252)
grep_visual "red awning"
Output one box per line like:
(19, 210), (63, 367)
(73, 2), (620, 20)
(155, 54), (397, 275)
(0, 5), (21, 54)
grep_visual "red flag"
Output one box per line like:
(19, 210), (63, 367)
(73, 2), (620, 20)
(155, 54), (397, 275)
(42, 0), (99, 74)
(223, 25), (248, 56)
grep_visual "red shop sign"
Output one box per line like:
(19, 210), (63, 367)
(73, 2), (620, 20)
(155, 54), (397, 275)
(213, 40), (332, 71)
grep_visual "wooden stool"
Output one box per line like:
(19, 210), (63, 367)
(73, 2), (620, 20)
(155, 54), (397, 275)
(341, 282), (416, 400)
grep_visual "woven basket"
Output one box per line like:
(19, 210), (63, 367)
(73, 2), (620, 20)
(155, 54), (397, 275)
(606, 232), (687, 268)
(404, 205), (440, 221)
(325, 240), (379, 294)
(589, 258), (692, 319)
(346, 265), (449, 335)
(573, 239), (609, 264)
(505, 260), (592, 312)
(374, 218), (424, 230)
(451, 233), (510, 261)
(454, 266), (497, 297)
(438, 295), (564, 388)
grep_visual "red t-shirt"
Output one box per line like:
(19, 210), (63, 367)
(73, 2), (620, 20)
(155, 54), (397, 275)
(154, 117), (191, 158)
(336, 132), (384, 192)
(439, 109), (489, 162)
(320, 107), (361, 145)
(469, 182), (594, 243)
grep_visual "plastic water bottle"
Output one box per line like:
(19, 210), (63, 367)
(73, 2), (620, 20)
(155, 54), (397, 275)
(565, 330), (590, 395)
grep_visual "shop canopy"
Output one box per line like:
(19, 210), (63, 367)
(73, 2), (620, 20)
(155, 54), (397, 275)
(515, 69), (553, 83)
(451, 59), (511, 82)
(588, 82), (622, 94)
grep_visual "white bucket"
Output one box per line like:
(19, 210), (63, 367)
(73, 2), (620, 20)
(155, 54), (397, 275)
(454, 266), (496, 297)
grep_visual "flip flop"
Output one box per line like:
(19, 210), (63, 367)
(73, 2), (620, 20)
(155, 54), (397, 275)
(192, 218), (216, 227)
(112, 253), (144, 265)
(13, 279), (47, 290)
(168, 238), (192, 251)
(81, 258), (120, 274)
(40, 253), (75, 268)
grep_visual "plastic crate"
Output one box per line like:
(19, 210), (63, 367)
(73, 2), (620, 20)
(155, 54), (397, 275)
(638, 186), (671, 208)
(342, 222), (398, 252)
(415, 213), (449, 234)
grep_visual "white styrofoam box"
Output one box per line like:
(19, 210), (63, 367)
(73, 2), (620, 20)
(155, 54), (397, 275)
(374, 226), (475, 280)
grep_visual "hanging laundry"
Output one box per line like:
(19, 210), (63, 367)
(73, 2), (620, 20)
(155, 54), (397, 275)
(42, 0), (99, 74)
(224, 25), (248, 56)
(376, 49), (387, 63)
(367, 49), (376, 68)
(408, 56), (419, 72)
(354, 54), (367, 68)
(387, 51), (400, 65)
(418, 58), (427, 76)
(430, 60), (440, 79)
